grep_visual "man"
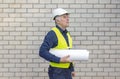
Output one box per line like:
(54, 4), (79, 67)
(39, 8), (75, 79)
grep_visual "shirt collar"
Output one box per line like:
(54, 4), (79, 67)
(56, 25), (68, 34)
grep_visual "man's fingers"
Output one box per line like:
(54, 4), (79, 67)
(60, 55), (71, 63)
(65, 55), (70, 58)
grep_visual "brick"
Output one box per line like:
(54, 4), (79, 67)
(81, 23), (92, 26)
(93, 59), (103, 63)
(21, 59), (32, 63)
(104, 77), (116, 79)
(100, 9), (111, 13)
(3, 9), (15, 13)
(64, 0), (74, 3)
(105, 32), (116, 36)
(33, 13), (45, 17)
(87, 64), (98, 67)
(111, 0), (120, 4)
(4, 45), (15, 49)
(81, 14), (92, 17)
(26, 72), (38, 76)
(16, 45), (27, 49)
(81, 77), (92, 79)
(87, 18), (98, 22)
(93, 68), (103, 71)
(70, 4), (81, 8)
(9, 23), (20, 27)
(76, 0), (87, 3)
(28, 64), (39, 68)
(3, 36), (14, 40)
(15, 72), (26, 76)
(39, 0), (51, 3)
(82, 32), (92, 35)
(28, 9), (39, 13)
(81, 68), (91, 71)
(9, 68), (21, 72)
(105, 41), (116, 44)
(87, 36), (98, 42)
(97, 72), (108, 76)
(15, 9), (27, 13)
(99, 18), (110, 22)
(76, 9), (87, 13)
(93, 77), (103, 79)
(105, 59), (116, 62)
(82, 4), (93, 8)
(94, 4), (104, 8)
(16, 64), (26, 67)
(0, 4), (8, 8)
(33, 4), (45, 8)
(21, 23), (32, 27)
(58, 4), (69, 8)
(99, 45), (110, 49)
(9, 4), (21, 8)
(109, 72), (120, 76)
(15, 0), (27, 3)
(86, 72), (96, 76)
(88, 0), (99, 3)
(9, 13), (21, 17)
(21, 32), (33, 36)
(15, 18), (26, 22)
(15, 36), (26, 40)
(33, 68), (44, 72)
(106, 4), (116, 8)
(99, 0), (111, 4)
(3, 18), (14, 22)
(9, 77), (20, 79)
(21, 13), (32, 17)
(93, 14), (104, 17)
(94, 32), (104, 36)
(105, 23), (116, 27)
(3, 72), (14, 76)
(27, 18), (39, 22)
(99, 63), (110, 67)
(51, 0), (63, 3)
(111, 18), (120, 22)
(21, 4), (32, 8)
(88, 9), (99, 13)
(27, 0), (38, 3)
(27, 36), (38, 40)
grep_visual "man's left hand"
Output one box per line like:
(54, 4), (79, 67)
(71, 71), (75, 77)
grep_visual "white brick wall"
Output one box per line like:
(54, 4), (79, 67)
(0, 0), (120, 79)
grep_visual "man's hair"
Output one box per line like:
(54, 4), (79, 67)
(55, 16), (61, 24)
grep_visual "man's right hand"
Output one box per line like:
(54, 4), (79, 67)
(60, 55), (71, 63)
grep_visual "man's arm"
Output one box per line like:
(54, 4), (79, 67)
(39, 30), (72, 63)
(39, 31), (60, 63)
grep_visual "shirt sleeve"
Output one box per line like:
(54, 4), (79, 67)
(69, 63), (74, 72)
(39, 30), (60, 63)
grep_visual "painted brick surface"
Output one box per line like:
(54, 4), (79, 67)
(0, 0), (120, 79)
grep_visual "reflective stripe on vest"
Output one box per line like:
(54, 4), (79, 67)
(50, 27), (72, 68)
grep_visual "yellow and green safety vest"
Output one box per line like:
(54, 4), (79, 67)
(50, 27), (72, 68)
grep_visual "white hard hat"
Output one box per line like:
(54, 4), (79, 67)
(52, 8), (69, 20)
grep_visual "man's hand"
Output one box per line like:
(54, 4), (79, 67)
(71, 71), (75, 77)
(60, 55), (71, 63)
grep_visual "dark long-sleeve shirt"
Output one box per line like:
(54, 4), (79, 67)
(39, 25), (74, 71)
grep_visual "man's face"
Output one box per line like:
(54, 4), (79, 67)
(58, 14), (69, 28)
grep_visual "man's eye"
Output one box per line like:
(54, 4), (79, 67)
(63, 16), (68, 18)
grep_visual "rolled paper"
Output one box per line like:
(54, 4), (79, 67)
(49, 49), (89, 60)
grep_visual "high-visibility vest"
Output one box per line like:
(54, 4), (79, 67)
(50, 27), (72, 68)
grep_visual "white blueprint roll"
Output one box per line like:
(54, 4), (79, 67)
(49, 49), (89, 60)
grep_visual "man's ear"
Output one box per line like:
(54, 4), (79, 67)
(55, 17), (61, 24)
(55, 19), (60, 24)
